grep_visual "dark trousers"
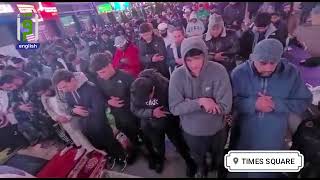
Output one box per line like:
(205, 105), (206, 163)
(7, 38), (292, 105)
(80, 117), (126, 161)
(142, 116), (193, 164)
(183, 128), (228, 176)
(114, 113), (141, 146)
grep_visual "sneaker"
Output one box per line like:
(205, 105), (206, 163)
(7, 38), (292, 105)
(155, 162), (164, 174)
(195, 172), (206, 178)
(117, 158), (128, 172)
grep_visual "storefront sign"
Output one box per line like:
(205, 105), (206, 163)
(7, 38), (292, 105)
(0, 4), (14, 14)
(16, 4), (37, 13)
(37, 2), (58, 20)
(111, 2), (130, 11)
(97, 3), (113, 14)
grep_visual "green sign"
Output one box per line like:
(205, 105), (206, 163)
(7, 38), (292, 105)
(97, 3), (113, 14)
(111, 2), (130, 11)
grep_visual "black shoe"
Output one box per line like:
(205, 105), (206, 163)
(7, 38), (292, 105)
(148, 157), (156, 170)
(107, 157), (116, 170)
(186, 160), (197, 177)
(127, 149), (139, 165)
(155, 162), (164, 174)
(117, 159), (128, 172)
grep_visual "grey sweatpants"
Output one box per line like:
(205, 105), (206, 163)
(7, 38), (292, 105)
(183, 128), (228, 176)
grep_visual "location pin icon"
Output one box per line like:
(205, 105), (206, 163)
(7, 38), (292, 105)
(233, 157), (239, 164)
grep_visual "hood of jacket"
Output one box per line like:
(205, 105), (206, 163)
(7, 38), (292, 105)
(180, 36), (209, 79)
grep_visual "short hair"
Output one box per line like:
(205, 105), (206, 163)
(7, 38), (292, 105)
(254, 13), (271, 28)
(270, 12), (280, 17)
(139, 22), (153, 33)
(0, 74), (15, 86)
(131, 76), (154, 104)
(66, 52), (77, 63)
(27, 78), (52, 94)
(185, 49), (204, 59)
(10, 57), (24, 64)
(89, 53), (112, 73)
(172, 26), (185, 34)
(52, 69), (74, 87)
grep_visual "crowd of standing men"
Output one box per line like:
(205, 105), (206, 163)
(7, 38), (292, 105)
(0, 2), (319, 178)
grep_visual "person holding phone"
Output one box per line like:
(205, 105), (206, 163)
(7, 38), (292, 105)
(138, 23), (170, 79)
(204, 14), (240, 73)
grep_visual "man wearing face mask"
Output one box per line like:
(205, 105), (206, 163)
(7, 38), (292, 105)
(205, 14), (240, 73)
(239, 12), (285, 59)
(230, 39), (312, 178)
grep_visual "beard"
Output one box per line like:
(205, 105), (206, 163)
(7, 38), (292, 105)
(161, 32), (168, 38)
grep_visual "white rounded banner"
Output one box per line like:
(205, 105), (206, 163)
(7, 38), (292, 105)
(224, 150), (304, 172)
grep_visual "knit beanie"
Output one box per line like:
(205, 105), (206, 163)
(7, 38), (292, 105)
(250, 39), (284, 63)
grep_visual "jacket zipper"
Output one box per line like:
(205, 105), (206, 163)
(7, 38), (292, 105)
(259, 78), (268, 118)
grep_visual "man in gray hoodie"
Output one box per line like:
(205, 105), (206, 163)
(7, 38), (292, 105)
(168, 37), (233, 178)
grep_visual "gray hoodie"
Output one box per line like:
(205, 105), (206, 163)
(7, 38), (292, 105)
(168, 37), (232, 136)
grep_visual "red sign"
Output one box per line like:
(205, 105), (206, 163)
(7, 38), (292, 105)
(16, 2), (58, 20)
(36, 2), (58, 20)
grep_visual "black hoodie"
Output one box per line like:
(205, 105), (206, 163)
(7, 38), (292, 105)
(130, 69), (172, 129)
(96, 70), (139, 126)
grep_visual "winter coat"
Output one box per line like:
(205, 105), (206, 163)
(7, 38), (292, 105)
(166, 43), (183, 71)
(204, 29), (240, 72)
(239, 24), (285, 59)
(98, 39), (116, 55)
(231, 60), (312, 150)
(41, 93), (96, 151)
(138, 34), (170, 79)
(63, 76), (113, 148)
(112, 43), (142, 78)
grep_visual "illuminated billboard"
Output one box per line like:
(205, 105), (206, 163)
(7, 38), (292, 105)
(111, 2), (130, 11)
(97, 3), (113, 14)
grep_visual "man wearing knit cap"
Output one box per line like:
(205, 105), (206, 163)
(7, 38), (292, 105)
(239, 12), (286, 59)
(185, 11), (205, 38)
(169, 37), (232, 178)
(230, 39), (312, 178)
(204, 14), (240, 73)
